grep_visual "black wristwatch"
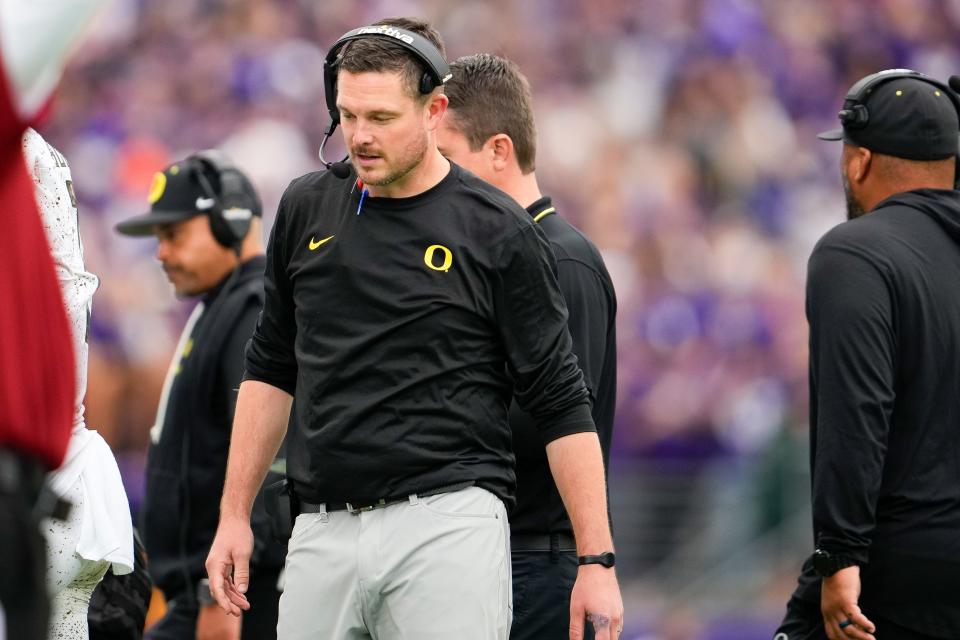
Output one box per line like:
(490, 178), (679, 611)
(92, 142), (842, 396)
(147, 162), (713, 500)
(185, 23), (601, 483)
(812, 548), (857, 577)
(578, 552), (616, 568)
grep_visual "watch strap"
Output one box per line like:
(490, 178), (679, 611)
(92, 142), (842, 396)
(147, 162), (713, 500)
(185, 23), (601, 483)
(578, 552), (615, 568)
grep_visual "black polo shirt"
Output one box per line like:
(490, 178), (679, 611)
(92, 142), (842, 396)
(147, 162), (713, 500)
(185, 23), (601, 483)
(244, 164), (595, 508)
(508, 197), (617, 537)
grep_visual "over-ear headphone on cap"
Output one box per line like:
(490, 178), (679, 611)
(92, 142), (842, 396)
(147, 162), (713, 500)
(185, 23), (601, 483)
(838, 68), (960, 130)
(187, 150), (261, 251)
(317, 24), (453, 178)
(837, 69), (960, 188)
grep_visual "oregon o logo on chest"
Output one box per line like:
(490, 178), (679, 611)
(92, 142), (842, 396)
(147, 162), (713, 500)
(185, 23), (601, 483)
(424, 244), (453, 272)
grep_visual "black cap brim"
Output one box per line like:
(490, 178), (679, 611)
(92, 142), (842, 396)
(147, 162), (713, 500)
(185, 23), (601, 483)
(816, 128), (844, 141)
(114, 210), (199, 236)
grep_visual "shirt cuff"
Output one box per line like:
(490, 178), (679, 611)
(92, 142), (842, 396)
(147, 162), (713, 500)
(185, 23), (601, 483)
(538, 403), (596, 444)
(242, 368), (296, 397)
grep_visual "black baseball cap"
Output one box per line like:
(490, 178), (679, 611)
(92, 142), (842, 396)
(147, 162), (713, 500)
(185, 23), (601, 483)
(115, 155), (261, 237)
(818, 73), (960, 161)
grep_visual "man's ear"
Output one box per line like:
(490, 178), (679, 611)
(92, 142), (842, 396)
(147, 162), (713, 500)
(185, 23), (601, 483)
(425, 92), (449, 132)
(849, 146), (873, 184)
(485, 133), (514, 172)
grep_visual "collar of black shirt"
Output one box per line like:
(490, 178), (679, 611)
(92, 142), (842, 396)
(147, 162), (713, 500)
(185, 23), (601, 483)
(526, 196), (556, 223)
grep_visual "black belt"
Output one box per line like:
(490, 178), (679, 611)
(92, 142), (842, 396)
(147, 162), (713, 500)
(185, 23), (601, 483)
(511, 532), (576, 552)
(298, 481), (475, 516)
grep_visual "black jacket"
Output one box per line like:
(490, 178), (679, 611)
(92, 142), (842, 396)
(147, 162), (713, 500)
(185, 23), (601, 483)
(244, 165), (595, 508)
(791, 189), (960, 638)
(508, 197), (617, 537)
(142, 256), (283, 597)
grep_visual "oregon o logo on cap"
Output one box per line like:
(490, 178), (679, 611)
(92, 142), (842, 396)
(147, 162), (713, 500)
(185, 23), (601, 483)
(424, 244), (453, 272)
(148, 171), (167, 204)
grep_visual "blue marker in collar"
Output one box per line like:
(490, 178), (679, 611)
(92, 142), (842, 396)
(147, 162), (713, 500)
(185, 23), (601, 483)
(356, 187), (368, 215)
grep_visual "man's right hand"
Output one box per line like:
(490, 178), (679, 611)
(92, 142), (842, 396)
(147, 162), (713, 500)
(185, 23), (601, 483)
(821, 565), (875, 640)
(205, 517), (254, 616)
(569, 564), (624, 640)
(196, 602), (242, 640)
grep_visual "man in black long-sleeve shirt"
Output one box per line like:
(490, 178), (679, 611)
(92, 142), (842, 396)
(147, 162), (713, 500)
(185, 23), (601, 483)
(775, 70), (960, 640)
(205, 18), (622, 640)
(437, 53), (617, 640)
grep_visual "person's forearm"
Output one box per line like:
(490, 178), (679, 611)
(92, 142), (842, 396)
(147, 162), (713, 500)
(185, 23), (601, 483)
(220, 380), (292, 521)
(546, 431), (613, 555)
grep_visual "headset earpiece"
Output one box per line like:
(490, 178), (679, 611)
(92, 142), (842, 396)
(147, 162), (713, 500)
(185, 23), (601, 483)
(188, 151), (259, 250)
(838, 104), (870, 129)
(419, 71), (435, 96)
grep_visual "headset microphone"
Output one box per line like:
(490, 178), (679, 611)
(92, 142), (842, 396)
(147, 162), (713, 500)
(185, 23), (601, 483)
(329, 161), (352, 179)
(318, 122), (353, 179)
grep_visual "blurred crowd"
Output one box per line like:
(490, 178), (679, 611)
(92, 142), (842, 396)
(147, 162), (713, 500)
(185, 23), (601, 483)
(43, 0), (960, 583)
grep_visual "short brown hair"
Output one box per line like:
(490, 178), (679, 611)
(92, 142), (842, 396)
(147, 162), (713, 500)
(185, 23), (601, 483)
(337, 17), (446, 101)
(444, 54), (537, 173)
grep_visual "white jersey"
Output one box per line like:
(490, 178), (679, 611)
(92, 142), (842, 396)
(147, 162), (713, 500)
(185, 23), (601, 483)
(25, 127), (133, 575)
(22, 127), (98, 433)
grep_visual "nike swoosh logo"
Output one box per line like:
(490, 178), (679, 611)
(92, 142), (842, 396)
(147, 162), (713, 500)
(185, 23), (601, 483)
(195, 196), (216, 210)
(309, 235), (335, 250)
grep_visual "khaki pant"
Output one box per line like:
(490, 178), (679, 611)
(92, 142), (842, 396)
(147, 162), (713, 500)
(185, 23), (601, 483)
(278, 486), (511, 640)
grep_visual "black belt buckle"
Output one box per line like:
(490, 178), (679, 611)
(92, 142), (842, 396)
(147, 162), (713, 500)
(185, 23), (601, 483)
(346, 498), (389, 514)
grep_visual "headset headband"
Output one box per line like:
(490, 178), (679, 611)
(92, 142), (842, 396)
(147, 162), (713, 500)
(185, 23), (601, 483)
(323, 25), (452, 125)
(844, 69), (925, 102)
(191, 149), (235, 177)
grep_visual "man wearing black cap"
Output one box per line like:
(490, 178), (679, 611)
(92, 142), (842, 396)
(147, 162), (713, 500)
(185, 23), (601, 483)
(775, 70), (960, 640)
(115, 153), (285, 640)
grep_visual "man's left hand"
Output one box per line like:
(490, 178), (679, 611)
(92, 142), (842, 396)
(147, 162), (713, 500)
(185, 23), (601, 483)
(821, 565), (876, 640)
(569, 564), (623, 640)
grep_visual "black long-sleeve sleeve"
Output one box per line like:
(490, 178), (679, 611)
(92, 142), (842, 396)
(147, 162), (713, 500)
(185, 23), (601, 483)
(807, 243), (896, 564)
(504, 204), (618, 535)
(244, 192), (297, 395)
(493, 224), (593, 443)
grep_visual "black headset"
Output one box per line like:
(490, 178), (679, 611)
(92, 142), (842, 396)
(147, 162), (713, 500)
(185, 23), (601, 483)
(187, 150), (260, 250)
(318, 25), (452, 175)
(839, 69), (960, 188)
(838, 68), (960, 130)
